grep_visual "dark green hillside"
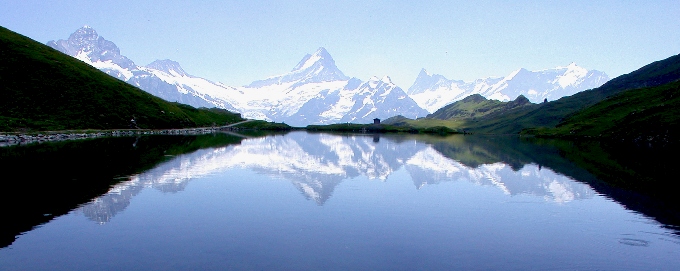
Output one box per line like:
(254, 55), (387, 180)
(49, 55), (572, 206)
(526, 80), (680, 145)
(381, 115), (411, 126)
(462, 53), (680, 134)
(228, 120), (292, 130)
(0, 26), (243, 132)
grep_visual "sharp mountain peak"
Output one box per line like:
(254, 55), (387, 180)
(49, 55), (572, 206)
(290, 47), (336, 72)
(146, 59), (189, 77)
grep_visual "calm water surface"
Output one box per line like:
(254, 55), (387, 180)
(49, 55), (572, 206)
(1, 132), (678, 270)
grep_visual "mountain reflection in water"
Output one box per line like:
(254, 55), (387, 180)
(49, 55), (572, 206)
(0, 134), (244, 247)
(3, 132), (680, 271)
(79, 132), (594, 224)
(2, 131), (679, 252)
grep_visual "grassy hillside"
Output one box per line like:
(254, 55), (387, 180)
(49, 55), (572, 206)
(525, 80), (680, 145)
(427, 94), (535, 120)
(457, 53), (680, 134)
(385, 95), (539, 133)
(0, 26), (244, 132)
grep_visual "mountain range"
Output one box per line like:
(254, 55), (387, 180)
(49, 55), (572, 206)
(47, 26), (609, 126)
(408, 64), (609, 112)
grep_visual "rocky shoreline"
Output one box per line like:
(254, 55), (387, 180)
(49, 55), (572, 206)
(0, 128), (221, 147)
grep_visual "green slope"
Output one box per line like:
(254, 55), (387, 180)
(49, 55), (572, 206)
(427, 94), (535, 120)
(461, 53), (680, 134)
(0, 26), (244, 132)
(425, 94), (539, 134)
(395, 94), (539, 133)
(526, 80), (680, 145)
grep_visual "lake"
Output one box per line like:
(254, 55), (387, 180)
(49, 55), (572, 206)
(1, 132), (679, 270)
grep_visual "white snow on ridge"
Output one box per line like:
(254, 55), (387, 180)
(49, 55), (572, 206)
(409, 84), (466, 112)
(319, 89), (356, 120)
(408, 64), (609, 112)
(75, 51), (134, 81)
(296, 53), (322, 72)
(274, 81), (349, 116)
(554, 63), (588, 88)
(143, 64), (351, 119)
(504, 68), (523, 82)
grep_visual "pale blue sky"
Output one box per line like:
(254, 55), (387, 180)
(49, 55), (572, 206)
(2, 0), (679, 87)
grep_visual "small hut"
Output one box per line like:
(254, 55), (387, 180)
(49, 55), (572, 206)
(373, 118), (381, 124)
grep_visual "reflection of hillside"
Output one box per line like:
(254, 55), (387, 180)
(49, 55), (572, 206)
(419, 135), (536, 169)
(416, 135), (680, 234)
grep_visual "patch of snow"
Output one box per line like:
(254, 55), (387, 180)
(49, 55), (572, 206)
(295, 54), (321, 72)
(554, 63), (588, 88)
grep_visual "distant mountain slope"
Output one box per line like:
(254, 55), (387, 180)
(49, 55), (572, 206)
(408, 64), (609, 112)
(427, 94), (534, 120)
(461, 53), (680, 134)
(0, 26), (243, 131)
(526, 80), (680, 145)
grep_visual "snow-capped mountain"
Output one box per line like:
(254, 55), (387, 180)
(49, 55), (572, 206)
(47, 27), (426, 125)
(228, 48), (427, 125)
(276, 75), (428, 125)
(408, 65), (610, 113)
(48, 26), (608, 125)
(47, 26), (136, 81)
(47, 26), (236, 110)
(247, 47), (349, 88)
